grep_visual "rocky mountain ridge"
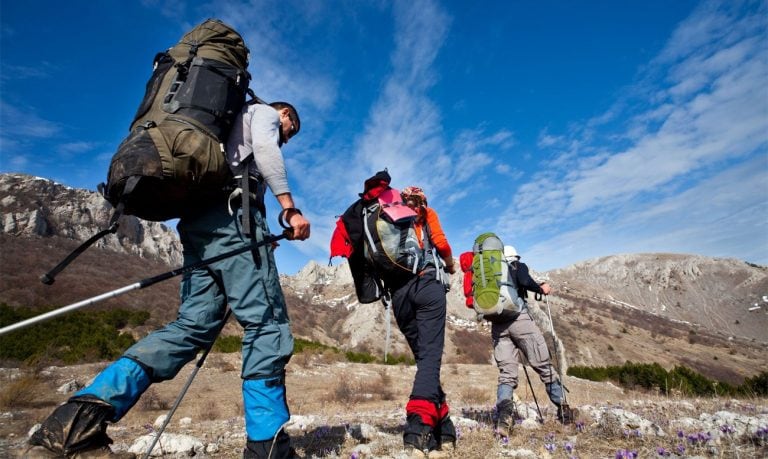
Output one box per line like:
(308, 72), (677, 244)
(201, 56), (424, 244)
(0, 173), (182, 266)
(1, 173), (766, 384)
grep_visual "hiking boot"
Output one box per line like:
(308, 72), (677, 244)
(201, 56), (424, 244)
(403, 414), (436, 458)
(433, 415), (456, 452)
(28, 396), (115, 456)
(556, 404), (577, 425)
(495, 399), (515, 437)
(243, 430), (296, 458)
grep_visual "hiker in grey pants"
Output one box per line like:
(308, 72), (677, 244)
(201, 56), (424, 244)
(493, 245), (572, 434)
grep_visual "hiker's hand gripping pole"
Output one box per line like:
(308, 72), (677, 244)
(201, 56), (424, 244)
(0, 231), (290, 336)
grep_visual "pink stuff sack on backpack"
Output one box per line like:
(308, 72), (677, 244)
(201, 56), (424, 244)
(378, 188), (417, 222)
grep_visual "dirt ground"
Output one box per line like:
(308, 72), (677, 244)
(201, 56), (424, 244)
(1, 354), (765, 458)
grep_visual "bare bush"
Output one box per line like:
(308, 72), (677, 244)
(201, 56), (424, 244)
(207, 354), (238, 372)
(195, 398), (222, 420)
(138, 387), (170, 411)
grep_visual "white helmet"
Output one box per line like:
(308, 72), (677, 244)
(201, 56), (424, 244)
(503, 245), (520, 261)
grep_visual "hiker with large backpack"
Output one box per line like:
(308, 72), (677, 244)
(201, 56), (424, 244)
(460, 238), (573, 437)
(329, 172), (457, 458)
(28, 19), (309, 459)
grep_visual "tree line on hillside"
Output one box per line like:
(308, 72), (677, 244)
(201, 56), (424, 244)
(3, 304), (766, 399)
(568, 361), (768, 397)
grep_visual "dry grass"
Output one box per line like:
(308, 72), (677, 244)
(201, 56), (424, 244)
(2, 359), (766, 459)
(0, 373), (46, 409)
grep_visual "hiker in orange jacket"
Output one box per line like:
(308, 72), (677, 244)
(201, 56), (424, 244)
(402, 186), (456, 275)
(394, 185), (456, 456)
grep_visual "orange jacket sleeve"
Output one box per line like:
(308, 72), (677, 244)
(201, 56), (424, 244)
(416, 207), (453, 264)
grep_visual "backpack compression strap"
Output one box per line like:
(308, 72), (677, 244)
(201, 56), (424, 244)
(40, 177), (138, 285)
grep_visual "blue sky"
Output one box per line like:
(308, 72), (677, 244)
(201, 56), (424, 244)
(1, 0), (766, 275)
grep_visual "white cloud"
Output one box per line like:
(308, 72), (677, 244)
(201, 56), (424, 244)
(525, 154), (768, 270)
(0, 101), (61, 139)
(503, 0), (767, 229)
(500, 1), (768, 270)
(57, 141), (100, 157)
(352, 0), (452, 192)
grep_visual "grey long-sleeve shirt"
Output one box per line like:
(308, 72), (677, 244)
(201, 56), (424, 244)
(226, 103), (290, 196)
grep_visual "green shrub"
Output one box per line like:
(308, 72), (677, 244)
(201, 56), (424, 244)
(567, 361), (760, 397)
(294, 338), (337, 354)
(345, 350), (377, 363)
(739, 371), (768, 396)
(0, 304), (148, 364)
(213, 335), (241, 353)
(383, 353), (415, 365)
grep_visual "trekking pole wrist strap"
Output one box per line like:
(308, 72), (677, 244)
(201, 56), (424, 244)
(278, 207), (302, 229)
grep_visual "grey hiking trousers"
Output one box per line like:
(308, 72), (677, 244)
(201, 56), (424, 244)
(491, 310), (557, 392)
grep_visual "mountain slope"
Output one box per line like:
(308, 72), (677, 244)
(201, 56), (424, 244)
(1, 173), (765, 385)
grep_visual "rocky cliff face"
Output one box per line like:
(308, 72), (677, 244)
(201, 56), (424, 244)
(0, 173), (182, 266)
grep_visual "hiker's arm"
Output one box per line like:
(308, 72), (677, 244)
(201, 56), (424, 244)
(517, 263), (545, 293)
(250, 106), (290, 195)
(425, 208), (455, 273)
(275, 193), (310, 241)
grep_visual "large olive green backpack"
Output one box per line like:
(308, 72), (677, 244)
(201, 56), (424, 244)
(103, 18), (252, 222)
(471, 233), (524, 322)
(41, 19), (253, 284)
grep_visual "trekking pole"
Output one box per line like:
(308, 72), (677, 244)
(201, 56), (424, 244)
(142, 308), (233, 459)
(543, 294), (569, 405)
(0, 231), (289, 336)
(522, 365), (544, 423)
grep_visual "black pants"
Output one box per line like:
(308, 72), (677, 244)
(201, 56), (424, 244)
(391, 270), (447, 403)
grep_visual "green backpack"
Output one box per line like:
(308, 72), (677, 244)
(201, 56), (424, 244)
(103, 18), (252, 222)
(40, 19), (253, 284)
(471, 233), (524, 321)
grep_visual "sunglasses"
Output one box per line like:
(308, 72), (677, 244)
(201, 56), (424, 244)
(287, 113), (299, 137)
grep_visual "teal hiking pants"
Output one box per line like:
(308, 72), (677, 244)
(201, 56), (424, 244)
(124, 203), (293, 381)
(78, 202), (293, 431)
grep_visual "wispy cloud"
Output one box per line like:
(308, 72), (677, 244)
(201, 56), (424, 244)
(0, 101), (61, 139)
(351, 0), (452, 192)
(56, 141), (100, 158)
(526, 153), (768, 268)
(500, 0), (768, 268)
(0, 63), (57, 81)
